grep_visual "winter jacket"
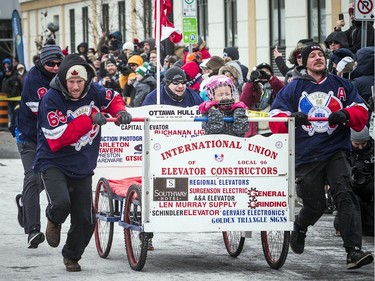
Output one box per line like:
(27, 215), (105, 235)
(133, 75), (157, 107)
(351, 47), (374, 102)
(33, 54), (126, 179)
(16, 62), (55, 143)
(269, 68), (368, 167)
(344, 21), (374, 54)
(142, 84), (203, 107)
(240, 76), (284, 110)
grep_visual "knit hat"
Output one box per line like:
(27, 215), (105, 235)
(127, 55), (143, 66)
(186, 52), (202, 63)
(181, 61), (201, 90)
(165, 66), (186, 82)
(2, 58), (11, 65)
(105, 58), (116, 67)
(136, 65), (148, 77)
(122, 41), (134, 51)
(256, 63), (273, 75)
(40, 44), (64, 65)
(66, 65), (88, 81)
(205, 75), (235, 100)
(301, 43), (324, 67)
(173, 59), (184, 68)
(17, 63), (25, 70)
(351, 127), (370, 141)
(223, 47), (239, 60)
(330, 48), (355, 65)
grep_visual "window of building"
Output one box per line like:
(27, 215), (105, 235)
(82, 7), (88, 43)
(52, 15), (60, 44)
(0, 19), (12, 59)
(118, 1), (126, 41)
(143, 0), (153, 39)
(102, 4), (109, 34)
(224, 0), (237, 47)
(69, 9), (75, 55)
(308, 0), (326, 42)
(269, 0), (285, 76)
(270, 0), (285, 47)
(197, 0), (208, 41)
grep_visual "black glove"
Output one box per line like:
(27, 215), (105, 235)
(91, 112), (107, 126)
(115, 111), (132, 126)
(291, 112), (311, 126)
(328, 110), (349, 126)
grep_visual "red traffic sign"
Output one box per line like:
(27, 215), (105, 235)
(354, 0), (374, 20)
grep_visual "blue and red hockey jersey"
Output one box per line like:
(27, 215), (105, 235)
(269, 71), (368, 167)
(34, 54), (126, 179)
(16, 62), (56, 142)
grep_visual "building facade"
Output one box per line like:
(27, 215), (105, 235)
(0, 0), (21, 62)
(18, 0), (354, 75)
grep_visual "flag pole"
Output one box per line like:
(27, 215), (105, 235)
(155, 0), (161, 105)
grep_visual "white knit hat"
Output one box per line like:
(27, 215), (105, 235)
(66, 65), (87, 81)
(122, 41), (134, 51)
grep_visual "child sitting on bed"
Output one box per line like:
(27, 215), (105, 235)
(198, 75), (249, 136)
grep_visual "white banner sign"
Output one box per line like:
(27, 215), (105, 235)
(143, 126), (293, 232)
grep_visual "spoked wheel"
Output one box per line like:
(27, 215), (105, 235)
(94, 177), (114, 258)
(223, 231), (245, 257)
(123, 184), (149, 271)
(261, 231), (290, 269)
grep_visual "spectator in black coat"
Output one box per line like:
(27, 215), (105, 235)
(351, 47), (374, 103)
(334, 3), (374, 54)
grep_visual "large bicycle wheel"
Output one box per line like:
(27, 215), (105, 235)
(261, 231), (290, 269)
(123, 184), (149, 271)
(223, 231), (245, 257)
(94, 177), (114, 258)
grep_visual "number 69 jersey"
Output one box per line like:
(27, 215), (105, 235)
(34, 55), (126, 179)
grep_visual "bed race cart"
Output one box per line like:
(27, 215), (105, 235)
(93, 105), (295, 271)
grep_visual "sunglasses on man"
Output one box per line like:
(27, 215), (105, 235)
(45, 61), (61, 67)
(170, 80), (186, 85)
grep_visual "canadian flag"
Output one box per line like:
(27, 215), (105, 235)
(153, 0), (182, 43)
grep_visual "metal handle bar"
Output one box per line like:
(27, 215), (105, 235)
(104, 116), (328, 123)
(194, 117), (234, 122)
(308, 117), (328, 121)
(106, 117), (145, 122)
(194, 117), (329, 122)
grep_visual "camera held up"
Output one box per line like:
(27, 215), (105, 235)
(250, 69), (271, 82)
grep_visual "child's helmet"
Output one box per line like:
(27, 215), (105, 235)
(205, 75), (235, 101)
